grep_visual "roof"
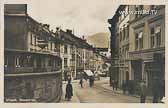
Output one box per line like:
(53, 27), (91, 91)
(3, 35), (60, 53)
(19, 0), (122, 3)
(108, 5), (126, 24)
(4, 4), (27, 15)
(60, 30), (93, 49)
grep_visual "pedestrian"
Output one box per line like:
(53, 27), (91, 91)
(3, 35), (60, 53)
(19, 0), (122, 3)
(122, 80), (126, 94)
(89, 76), (94, 87)
(112, 79), (115, 91)
(65, 80), (73, 101)
(115, 80), (118, 90)
(152, 76), (161, 103)
(91, 76), (95, 87)
(139, 80), (147, 103)
(89, 77), (92, 87)
(79, 78), (83, 88)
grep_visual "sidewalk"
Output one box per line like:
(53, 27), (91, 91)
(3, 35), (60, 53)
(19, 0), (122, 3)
(100, 83), (153, 102)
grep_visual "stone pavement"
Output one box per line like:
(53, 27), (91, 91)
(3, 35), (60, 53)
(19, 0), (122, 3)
(96, 77), (155, 102)
(92, 77), (154, 103)
(60, 77), (158, 103)
(100, 83), (153, 102)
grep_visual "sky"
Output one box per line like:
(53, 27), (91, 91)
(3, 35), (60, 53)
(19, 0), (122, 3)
(4, 0), (119, 37)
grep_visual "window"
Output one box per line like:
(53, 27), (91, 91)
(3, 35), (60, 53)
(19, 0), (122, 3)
(48, 58), (52, 66)
(50, 42), (53, 50)
(135, 32), (143, 50)
(135, 33), (139, 50)
(127, 26), (129, 38)
(30, 33), (37, 46)
(150, 26), (161, 48)
(30, 33), (33, 45)
(150, 27), (155, 48)
(139, 32), (143, 49)
(28, 56), (34, 67)
(54, 42), (59, 52)
(64, 58), (68, 68)
(64, 45), (68, 54)
(123, 28), (126, 40)
(122, 30), (124, 41)
(155, 26), (161, 47)
(34, 35), (37, 46)
(120, 31), (122, 42)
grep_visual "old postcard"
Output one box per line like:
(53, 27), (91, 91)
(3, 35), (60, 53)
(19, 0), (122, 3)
(0, 0), (167, 108)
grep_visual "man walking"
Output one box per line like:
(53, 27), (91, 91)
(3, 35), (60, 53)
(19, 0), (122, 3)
(112, 79), (115, 91)
(79, 78), (83, 88)
(115, 80), (118, 90)
(139, 80), (147, 103)
(122, 80), (127, 94)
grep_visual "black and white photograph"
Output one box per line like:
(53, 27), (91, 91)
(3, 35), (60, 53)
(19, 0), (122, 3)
(2, 0), (166, 105)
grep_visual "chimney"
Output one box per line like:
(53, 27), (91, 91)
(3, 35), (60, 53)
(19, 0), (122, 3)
(43, 24), (50, 30)
(66, 29), (72, 34)
(82, 35), (86, 41)
(56, 27), (60, 31)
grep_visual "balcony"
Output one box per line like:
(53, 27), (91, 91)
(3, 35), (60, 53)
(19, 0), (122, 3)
(4, 66), (60, 74)
(5, 67), (34, 73)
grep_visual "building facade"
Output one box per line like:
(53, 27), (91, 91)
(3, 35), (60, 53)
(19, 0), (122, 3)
(4, 4), (62, 102)
(129, 5), (165, 95)
(59, 29), (105, 80)
(109, 5), (165, 94)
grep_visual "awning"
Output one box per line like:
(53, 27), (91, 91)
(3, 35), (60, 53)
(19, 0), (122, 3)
(84, 70), (94, 76)
(138, 32), (143, 38)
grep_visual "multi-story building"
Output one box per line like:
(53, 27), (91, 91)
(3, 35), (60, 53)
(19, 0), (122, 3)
(109, 5), (165, 95)
(59, 29), (78, 80)
(129, 5), (165, 94)
(59, 29), (104, 80)
(108, 6), (122, 86)
(4, 4), (62, 102)
(118, 6), (130, 86)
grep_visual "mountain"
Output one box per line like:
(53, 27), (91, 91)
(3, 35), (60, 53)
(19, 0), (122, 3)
(86, 32), (110, 48)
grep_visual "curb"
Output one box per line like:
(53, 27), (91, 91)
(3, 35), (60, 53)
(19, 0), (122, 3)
(100, 85), (153, 101)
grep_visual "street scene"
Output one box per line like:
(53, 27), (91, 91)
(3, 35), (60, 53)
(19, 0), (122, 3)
(4, 2), (165, 103)
(61, 77), (152, 103)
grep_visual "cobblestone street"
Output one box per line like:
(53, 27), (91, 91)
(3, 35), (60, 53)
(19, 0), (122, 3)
(61, 77), (152, 103)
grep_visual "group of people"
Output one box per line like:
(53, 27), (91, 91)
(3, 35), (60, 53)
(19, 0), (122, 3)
(121, 78), (165, 103)
(65, 76), (95, 101)
(139, 77), (165, 103)
(79, 76), (95, 88)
